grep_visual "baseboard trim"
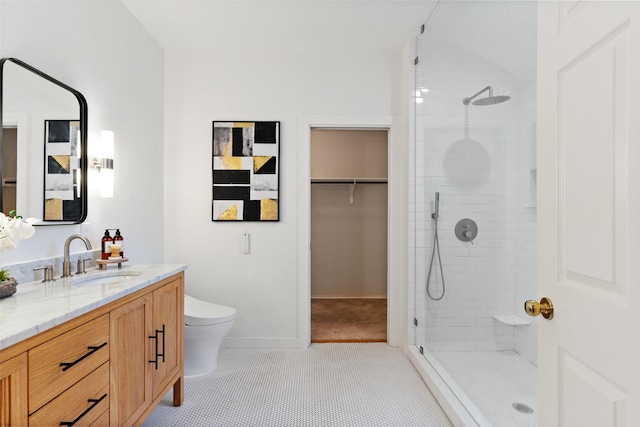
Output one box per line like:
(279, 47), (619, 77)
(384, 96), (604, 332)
(311, 296), (388, 299)
(312, 338), (387, 343)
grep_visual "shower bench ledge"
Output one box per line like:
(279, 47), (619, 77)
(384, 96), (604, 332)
(493, 314), (530, 326)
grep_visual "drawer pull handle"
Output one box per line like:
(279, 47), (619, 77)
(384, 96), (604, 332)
(158, 324), (166, 364)
(148, 325), (166, 370)
(59, 392), (107, 426)
(60, 342), (107, 372)
(149, 330), (158, 369)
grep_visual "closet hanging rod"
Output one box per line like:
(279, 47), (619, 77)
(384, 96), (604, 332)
(310, 178), (388, 185)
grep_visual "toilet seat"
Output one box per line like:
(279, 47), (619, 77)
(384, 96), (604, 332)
(184, 294), (236, 326)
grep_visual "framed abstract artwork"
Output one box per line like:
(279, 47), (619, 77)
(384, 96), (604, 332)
(212, 121), (280, 221)
(43, 119), (83, 221)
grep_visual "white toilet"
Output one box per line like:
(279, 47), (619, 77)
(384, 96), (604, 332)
(184, 294), (236, 377)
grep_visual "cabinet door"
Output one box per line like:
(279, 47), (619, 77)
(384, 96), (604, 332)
(109, 293), (153, 427)
(151, 277), (183, 399)
(0, 353), (28, 426)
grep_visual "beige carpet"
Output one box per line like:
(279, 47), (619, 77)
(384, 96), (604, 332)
(311, 298), (387, 343)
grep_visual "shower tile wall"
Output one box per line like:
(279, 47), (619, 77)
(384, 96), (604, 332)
(410, 39), (537, 361)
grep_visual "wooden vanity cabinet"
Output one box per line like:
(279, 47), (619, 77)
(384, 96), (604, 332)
(29, 314), (110, 415)
(29, 362), (109, 427)
(110, 293), (153, 426)
(151, 278), (183, 402)
(27, 314), (110, 427)
(110, 274), (184, 426)
(0, 353), (28, 426)
(0, 271), (184, 427)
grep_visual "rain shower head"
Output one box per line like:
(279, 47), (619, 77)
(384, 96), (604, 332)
(463, 86), (510, 106)
(471, 94), (511, 105)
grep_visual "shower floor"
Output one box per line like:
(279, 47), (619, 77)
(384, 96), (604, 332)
(431, 350), (537, 427)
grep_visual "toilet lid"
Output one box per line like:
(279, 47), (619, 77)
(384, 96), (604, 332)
(184, 294), (236, 326)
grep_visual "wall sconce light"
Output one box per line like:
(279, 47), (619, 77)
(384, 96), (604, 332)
(90, 130), (114, 198)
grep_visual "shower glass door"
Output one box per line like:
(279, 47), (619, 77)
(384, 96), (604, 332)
(412, 2), (538, 425)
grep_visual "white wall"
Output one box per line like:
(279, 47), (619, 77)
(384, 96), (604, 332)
(163, 49), (405, 346)
(0, 0), (165, 269)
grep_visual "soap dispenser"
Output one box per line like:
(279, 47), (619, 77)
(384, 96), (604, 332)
(101, 230), (113, 260)
(114, 229), (124, 257)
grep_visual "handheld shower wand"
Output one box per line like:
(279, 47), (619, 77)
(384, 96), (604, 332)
(426, 192), (446, 301)
(432, 192), (440, 219)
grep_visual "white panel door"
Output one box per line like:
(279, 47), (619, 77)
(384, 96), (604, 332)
(537, 1), (640, 425)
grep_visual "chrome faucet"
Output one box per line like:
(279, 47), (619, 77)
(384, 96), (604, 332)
(62, 234), (92, 278)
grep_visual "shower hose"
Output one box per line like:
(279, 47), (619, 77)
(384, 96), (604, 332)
(426, 214), (446, 301)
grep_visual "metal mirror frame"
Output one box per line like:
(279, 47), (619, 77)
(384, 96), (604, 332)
(0, 57), (88, 224)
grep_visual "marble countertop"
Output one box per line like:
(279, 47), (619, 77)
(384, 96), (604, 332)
(0, 264), (187, 350)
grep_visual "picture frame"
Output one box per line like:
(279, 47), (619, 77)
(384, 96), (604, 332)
(43, 119), (82, 221)
(212, 121), (280, 221)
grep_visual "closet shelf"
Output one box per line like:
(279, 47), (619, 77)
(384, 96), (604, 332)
(311, 177), (388, 184)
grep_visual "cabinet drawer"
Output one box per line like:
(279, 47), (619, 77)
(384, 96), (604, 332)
(29, 362), (109, 427)
(91, 410), (109, 426)
(29, 314), (110, 413)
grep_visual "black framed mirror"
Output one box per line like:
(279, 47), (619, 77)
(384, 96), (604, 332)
(0, 58), (87, 224)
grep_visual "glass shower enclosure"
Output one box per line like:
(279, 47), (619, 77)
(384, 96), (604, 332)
(411, 1), (538, 426)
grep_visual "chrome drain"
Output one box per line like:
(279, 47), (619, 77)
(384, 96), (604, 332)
(512, 403), (534, 414)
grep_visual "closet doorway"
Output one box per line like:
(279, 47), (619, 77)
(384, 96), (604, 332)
(1, 127), (18, 213)
(310, 129), (388, 343)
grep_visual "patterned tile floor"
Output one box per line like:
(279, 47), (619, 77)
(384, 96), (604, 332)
(144, 343), (452, 427)
(432, 350), (537, 427)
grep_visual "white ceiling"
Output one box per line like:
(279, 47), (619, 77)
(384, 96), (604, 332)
(121, 0), (438, 52)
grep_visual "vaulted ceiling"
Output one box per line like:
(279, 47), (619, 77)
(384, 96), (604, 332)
(121, 0), (438, 52)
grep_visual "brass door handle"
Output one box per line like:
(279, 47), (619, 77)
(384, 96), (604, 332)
(524, 297), (554, 320)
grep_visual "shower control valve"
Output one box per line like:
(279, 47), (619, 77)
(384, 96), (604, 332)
(463, 230), (474, 244)
(455, 218), (478, 244)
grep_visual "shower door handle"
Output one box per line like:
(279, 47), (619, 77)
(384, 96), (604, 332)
(524, 297), (554, 320)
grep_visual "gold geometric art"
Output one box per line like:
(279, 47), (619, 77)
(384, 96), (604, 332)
(222, 156), (243, 170)
(233, 122), (255, 128)
(261, 199), (278, 220)
(51, 155), (70, 172)
(218, 204), (238, 220)
(212, 121), (279, 221)
(44, 119), (83, 222)
(253, 156), (272, 173)
(44, 199), (63, 220)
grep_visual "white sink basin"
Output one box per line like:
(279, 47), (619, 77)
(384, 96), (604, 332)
(70, 270), (143, 286)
